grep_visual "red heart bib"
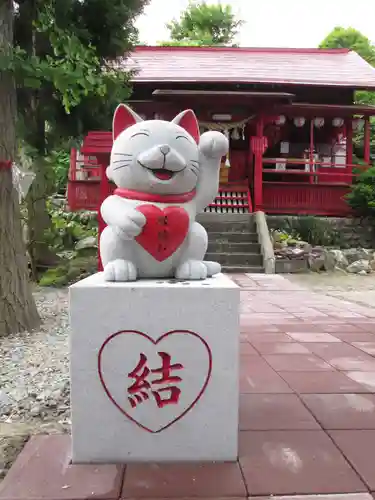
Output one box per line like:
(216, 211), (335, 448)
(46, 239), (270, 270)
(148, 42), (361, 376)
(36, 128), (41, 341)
(135, 205), (189, 261)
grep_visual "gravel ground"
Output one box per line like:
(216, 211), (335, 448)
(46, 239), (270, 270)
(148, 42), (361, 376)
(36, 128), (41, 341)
(0, 287), (70, 480)
(0, 287), (70, 429)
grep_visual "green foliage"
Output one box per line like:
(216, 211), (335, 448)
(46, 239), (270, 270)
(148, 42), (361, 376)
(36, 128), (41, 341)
(164, 1), (243, 46)
(277, 216), (343, 247)
(1, 0), (150, 165)
(346, 166), (375, 216)
(45, 149), (71, 194)
(39, 255), (97, 287)
(39, 201), (98, 287)
(319, 26), (375, 65)
(44, 201), (98, 252)
(3, 2), (136, 114)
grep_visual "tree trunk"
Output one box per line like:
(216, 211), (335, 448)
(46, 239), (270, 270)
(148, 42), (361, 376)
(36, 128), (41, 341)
(0, 0), (40, 336)
(27, 159), (60, 277)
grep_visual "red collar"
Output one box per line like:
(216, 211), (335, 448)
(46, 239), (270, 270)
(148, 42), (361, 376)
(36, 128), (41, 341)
(114, 188), (196, 204)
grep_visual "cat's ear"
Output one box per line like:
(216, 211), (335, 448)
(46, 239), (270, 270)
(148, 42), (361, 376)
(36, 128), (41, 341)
(113, 104), (143, 140)
(172, 109), (200, 144)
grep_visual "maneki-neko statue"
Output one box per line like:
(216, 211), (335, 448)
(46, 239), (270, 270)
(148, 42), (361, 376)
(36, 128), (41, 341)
(100, 104), (229, 282)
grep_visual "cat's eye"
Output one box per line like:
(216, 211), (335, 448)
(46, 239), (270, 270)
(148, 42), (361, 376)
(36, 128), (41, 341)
(176, 135), (190, 141)
(131, 132), (149, 138)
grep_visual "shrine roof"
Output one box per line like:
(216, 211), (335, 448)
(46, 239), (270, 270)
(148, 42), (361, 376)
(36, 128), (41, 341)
(123, 46), (375, 90)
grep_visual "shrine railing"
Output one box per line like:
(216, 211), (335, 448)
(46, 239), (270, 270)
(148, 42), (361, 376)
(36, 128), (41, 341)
(261, 158), (368, 216)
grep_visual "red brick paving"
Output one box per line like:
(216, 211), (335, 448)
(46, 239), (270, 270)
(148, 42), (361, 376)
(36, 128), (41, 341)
(2, 274), (375, 498)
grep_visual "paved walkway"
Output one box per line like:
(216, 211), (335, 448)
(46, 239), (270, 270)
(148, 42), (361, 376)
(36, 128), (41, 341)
(1, 274), (375, 500)
(233, 273), (375, 497)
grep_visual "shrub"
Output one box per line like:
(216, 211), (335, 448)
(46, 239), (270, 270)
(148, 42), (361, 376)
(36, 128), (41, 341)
(277, 216), (343, 247)
(44, 200), (98, 252)
(39, 201), (99, 287)
(39, 255), (97, 287)
(346, 165), (375, 217)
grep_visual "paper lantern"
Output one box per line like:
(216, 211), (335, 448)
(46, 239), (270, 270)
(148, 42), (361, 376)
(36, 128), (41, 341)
(352, 118), (365, 131)
(332, 117), (344, 128)
(314, 117), (325, 128)
(275, 115), (286, 126)
(294, 117), (305, 127)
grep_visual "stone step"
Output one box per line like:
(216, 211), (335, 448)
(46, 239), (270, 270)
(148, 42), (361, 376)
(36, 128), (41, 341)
(222, 265), (264, 274)
(202, 221), (256, 233)
(207, 241), (261, 253)
(197, 213), (254, 223)
(208, 232), (259, 243)
(206, 252), (263, 266)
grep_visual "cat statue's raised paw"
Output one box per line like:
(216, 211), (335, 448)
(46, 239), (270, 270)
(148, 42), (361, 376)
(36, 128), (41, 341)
(100, 104), (229, 282)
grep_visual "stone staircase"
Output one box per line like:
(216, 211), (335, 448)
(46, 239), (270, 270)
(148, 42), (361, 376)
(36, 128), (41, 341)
(197, 213), (264, 273)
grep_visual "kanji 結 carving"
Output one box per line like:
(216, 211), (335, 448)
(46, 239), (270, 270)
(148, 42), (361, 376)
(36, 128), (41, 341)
(127, 352), (184, 408)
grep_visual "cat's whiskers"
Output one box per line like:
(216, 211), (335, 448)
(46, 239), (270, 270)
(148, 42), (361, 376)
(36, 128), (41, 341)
(189, 162), (200, 174)
(113, 153), (133, 157)
(112, 162), (132, 171)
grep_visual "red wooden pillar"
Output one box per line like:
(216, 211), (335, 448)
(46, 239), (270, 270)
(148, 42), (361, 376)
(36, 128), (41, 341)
(346, 118), (353, 166)
(97, 154), (110, 272)
(364, 116), (371, 164)
(309, 119), (314, 184)
(253, 116), (264, 211)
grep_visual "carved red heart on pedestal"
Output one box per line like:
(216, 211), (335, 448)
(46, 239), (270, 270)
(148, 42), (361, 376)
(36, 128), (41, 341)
(135, 205), (189, 261)
(98, 330), (212, 433)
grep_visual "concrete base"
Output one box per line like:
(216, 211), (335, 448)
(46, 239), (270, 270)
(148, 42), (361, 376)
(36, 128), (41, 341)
(69, 273), (240, 463)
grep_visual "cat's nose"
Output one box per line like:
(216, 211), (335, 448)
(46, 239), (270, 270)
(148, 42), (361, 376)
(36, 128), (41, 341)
(159, 145), (170, 155)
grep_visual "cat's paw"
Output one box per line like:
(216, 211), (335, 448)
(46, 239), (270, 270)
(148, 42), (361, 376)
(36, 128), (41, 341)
(175, 260), (208, 280)
(203, 260), (221, 277)
(199, 131), (229, 159)
(103, 259), (137, 282)
(116, 209), (146, 239)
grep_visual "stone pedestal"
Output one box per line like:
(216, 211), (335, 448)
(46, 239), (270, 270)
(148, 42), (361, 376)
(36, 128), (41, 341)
(69, 273), (240, 463)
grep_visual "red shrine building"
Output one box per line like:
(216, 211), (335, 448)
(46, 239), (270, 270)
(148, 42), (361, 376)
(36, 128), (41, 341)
(68, 46), (375, 218)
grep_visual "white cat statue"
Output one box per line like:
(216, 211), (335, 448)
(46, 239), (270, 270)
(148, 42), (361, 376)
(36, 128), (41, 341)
(100, 104), (229, 282)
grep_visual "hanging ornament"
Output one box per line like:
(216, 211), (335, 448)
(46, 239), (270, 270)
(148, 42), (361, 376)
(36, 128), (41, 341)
(224, 130), (231, 168)
(294, 117), (306, 128)
(352, 118), (365, 131)
(275, 115), (286, 126)
(314, 117), (325, 128)
(11, 163), (35, 202)
(231, 127), (240, 140)
(332, 117), (344, 128)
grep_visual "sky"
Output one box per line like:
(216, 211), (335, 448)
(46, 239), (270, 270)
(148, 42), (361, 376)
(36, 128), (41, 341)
(135, 0), (375, 48)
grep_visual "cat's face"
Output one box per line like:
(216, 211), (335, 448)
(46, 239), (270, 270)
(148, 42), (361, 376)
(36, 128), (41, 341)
(107, 104), (201, 195)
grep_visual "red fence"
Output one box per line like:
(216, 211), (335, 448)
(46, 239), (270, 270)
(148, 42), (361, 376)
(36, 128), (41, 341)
(263, 182), (352, 216)
(261, 158), (369, 216)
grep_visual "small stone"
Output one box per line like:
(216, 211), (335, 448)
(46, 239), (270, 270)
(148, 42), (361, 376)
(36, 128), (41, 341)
(30, 405), (41, 417)
(328, 249), (349, 270)
(358, 270), (368, 276)
(0, 390), (12, 416)
(343, 248), (371, 264)
(347, 259), (371, 274)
